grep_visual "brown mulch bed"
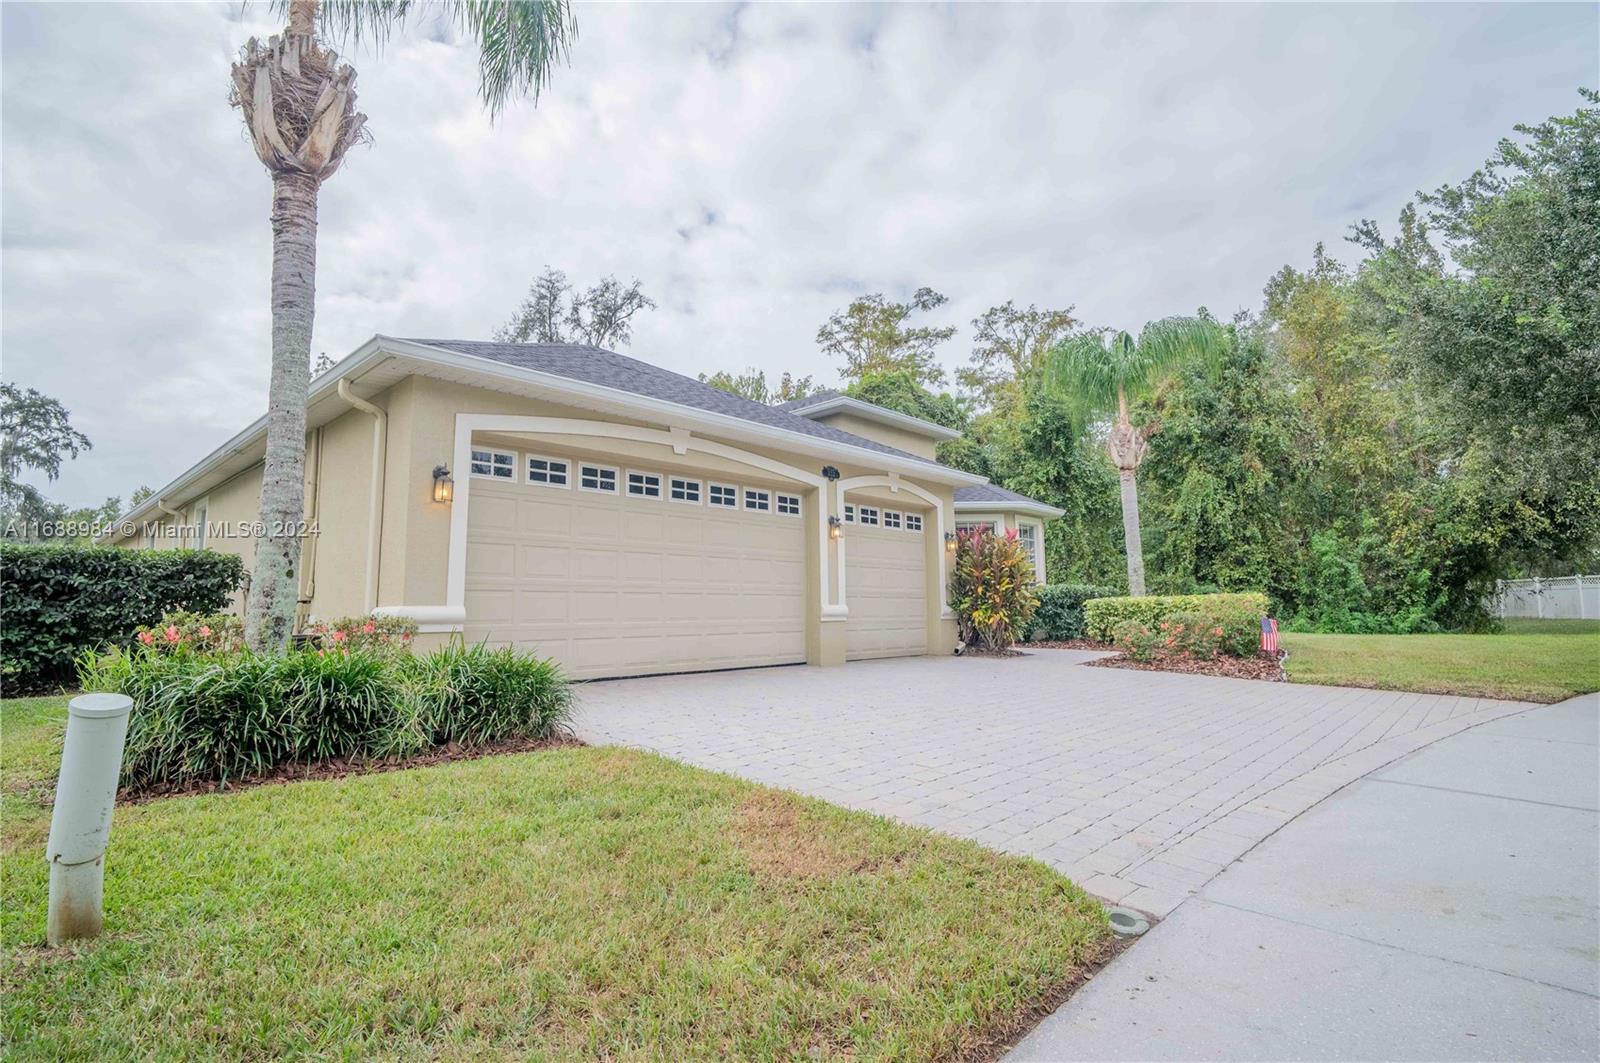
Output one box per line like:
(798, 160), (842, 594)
(1023, 639), (1116, 652)
(1085, 652), (1287, 682)
(121, 734), (583, 803)
(956, 646), (1029, 658)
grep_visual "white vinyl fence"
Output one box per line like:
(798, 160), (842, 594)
(1492, 575), (1600, 620)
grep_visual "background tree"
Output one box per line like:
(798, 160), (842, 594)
(698, 368), (819, 405)
(233, 0), (577, 651)
(815, 287), (955, 386)
(1046, 318), (1227, 595)
(0, 383), (92, 530)
(495, 267), (656, 348)
(961, 301), (1076, 412)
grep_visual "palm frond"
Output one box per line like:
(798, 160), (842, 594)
(281, 0), (577, 118)
(1044, 329), (1134, 428)
(1045, 317), (1227, 429)
(1127, 316), (1227, 394)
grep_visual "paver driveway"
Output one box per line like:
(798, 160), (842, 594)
(574, 649), (1539, 916)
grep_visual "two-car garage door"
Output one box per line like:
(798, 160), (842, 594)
(464, 467), (807, 679)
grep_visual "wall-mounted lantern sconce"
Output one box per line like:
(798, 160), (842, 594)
(432, 465), (454, 504)
(828, 515), (843, 540)
(821, 465), (840, 481)
(944, 531), (958, 551)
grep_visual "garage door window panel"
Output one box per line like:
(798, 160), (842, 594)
(471, 448), (517, 480)
(859, 506), (879, 526)
(627, 470), (663, 499)
(670, 477), (702, 504)
(776, 493), (801, 516)
(744, 488), (771, 512)
(580, 464), (619, 493)
(709, 482), (738, 508)
(906, 512), (923, 532)
(526, 455), (569, 488)
(883, 510), (902, 530)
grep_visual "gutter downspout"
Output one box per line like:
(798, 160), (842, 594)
(154, 499), (184, 548)
(337, 379), (386, 613)
(299, 427), (323, 605)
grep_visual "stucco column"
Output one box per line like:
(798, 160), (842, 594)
(814, 480), (847, 666)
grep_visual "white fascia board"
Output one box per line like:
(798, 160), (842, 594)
(108, 335), (985, 537)
(383, 337), (985, 486)
(789, 395), (964, 442)
(954, 498), (1066, 520)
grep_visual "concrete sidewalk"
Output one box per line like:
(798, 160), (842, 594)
(1010, 693), (1600, 1062)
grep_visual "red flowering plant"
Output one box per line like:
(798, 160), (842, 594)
(303, 614), (418, 657)
(1111, 620), (1162, 662)
(131, 611), (244, 655)
(948, 525), (1040, 651)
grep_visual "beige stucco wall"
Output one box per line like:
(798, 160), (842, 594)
(117, 402), (388, 622)
(808, 410), (940, 461)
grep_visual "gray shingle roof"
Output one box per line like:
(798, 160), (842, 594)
(404, 340), (941, 467)
(955, 483), (1052, 506)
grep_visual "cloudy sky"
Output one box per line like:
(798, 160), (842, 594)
(2, 2), (1594, 507)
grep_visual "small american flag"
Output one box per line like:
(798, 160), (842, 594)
(1260, 616), (1279, 655)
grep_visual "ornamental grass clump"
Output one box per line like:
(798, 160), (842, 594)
(78, 612), (574, 793)
(396, 642), (574, 747)
(948, 526), (1040, 651)
(81, 643), (403, 791)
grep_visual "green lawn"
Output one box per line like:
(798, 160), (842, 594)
(1282, 622), (1600, 702)
(1, 696), (1108, 1061)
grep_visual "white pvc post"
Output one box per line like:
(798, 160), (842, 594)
(45, 693), (133, 946)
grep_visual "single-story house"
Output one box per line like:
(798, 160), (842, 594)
(109, 337), (1064, 679)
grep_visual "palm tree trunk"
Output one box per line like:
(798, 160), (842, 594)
(1105, 385), (1150, 597)
(244, 170), (319, 651)
(1118, 467), (1146, 596)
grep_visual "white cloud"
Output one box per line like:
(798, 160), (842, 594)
(2, 0), (1593, 505)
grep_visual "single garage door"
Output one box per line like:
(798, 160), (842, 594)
(463, 454), (807, 679)
(845, 504), (929, 660)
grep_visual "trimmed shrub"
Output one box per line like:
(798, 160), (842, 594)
(1111, 620), (1162, 662)
(1029, 584), (1120, 641)
(949, 527), (1041, 651)
(1156, 611), (1225, 659)
(1084, 592), (1269, 656)
(0, 544), (244, 693)
(78, 639), (574, 793)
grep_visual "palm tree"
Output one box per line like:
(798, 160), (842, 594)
(1047, 318), (1226, 596)
(231, 0), (577, 650)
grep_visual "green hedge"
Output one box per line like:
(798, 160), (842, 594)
(1028, 584), (1120, 641)
(1084, 592), (1270, 656)
(78, 640), (573, 793)
(1, 545), (244, 693)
